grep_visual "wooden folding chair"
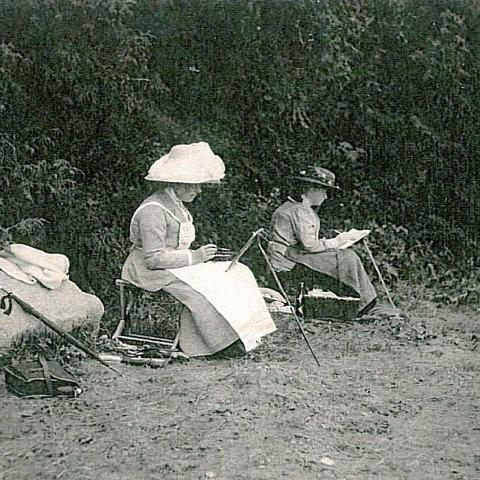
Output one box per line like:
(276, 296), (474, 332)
(112, 279), (183, 353)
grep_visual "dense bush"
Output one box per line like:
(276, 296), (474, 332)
(1, 0), (479, 315)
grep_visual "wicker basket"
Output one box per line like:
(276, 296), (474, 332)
(303, 289), (360, 321)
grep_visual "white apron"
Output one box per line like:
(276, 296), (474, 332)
(167, 261), (277, 352)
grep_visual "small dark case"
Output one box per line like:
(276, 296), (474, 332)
(4, 357), (81, 398)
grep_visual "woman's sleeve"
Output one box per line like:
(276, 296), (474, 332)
(291, 207), (338, 252)
(138, 206), (193, 269)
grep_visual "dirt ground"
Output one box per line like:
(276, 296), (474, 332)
(1, 301), (479, 480)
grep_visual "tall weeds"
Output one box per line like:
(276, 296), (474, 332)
(1, 0), (479, 312)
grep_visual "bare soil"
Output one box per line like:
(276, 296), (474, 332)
(1, 302), (479, 480)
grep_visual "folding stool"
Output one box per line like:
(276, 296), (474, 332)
(112, 279), (183, 352)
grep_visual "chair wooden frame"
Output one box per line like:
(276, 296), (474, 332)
(112, 279), (182, 352)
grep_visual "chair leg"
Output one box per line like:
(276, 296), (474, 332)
(295, 282), (306, 318)
(112, 282), (127, 340)
(171, 329), (181, 352)
(125, 290), (134, 316)
(170, 303), (184, 352)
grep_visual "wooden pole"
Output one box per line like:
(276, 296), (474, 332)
(257, 238), (321, 367)
(225, 229), (265, 272)
(362, 239), (396, 309)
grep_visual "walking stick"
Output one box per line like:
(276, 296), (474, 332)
(361, 239), (396, 309)
(0, 286), (122, 376)
(256, 237), (321, 367)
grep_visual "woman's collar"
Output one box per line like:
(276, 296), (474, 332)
(287, 195), (312, 208)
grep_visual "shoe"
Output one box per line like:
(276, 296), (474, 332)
(358, 303), (403, 321)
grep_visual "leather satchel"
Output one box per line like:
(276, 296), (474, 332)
(4, 356), (81, 398)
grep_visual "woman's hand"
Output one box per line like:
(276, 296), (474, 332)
(192, 244), (218, 263)
(332, 232), (348, 249)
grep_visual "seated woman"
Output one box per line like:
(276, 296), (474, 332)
(268, 165), (377, 317)
(121, 142), (276, 357)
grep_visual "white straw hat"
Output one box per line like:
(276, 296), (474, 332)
(145, 142), (225, 183)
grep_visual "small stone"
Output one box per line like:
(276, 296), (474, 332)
(320, 456), (335, 466)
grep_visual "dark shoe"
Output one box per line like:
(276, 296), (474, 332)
(359, 303), (403, 321)
(357, 299), (377, 318)
(211, 340), (246, 359)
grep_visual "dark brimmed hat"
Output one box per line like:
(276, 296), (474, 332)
(291, 165), (340, 190)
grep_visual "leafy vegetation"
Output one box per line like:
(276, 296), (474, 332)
(1, 0), (479, 325)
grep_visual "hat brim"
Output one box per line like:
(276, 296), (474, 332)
(145, 149), (225, 183)
(291, 176), (340, 190)
(145, 176), (224, 184)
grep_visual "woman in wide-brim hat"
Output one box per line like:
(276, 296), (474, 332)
(121, 142), (276, 357)
(267, 165), (377, 316)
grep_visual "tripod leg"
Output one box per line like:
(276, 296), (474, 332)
(362, 239), (396, 309)
(257, 239), (321, 367)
